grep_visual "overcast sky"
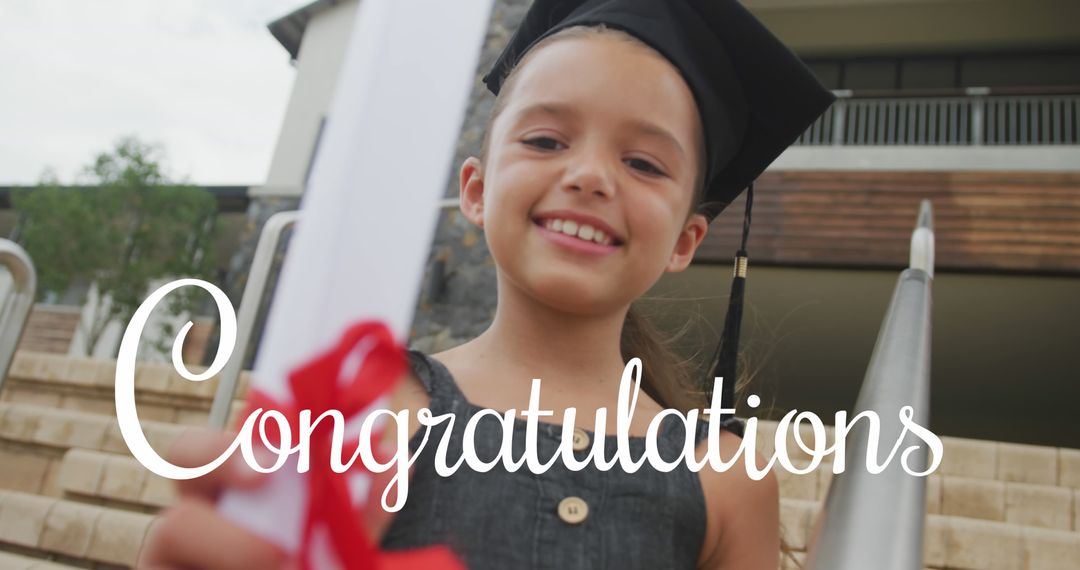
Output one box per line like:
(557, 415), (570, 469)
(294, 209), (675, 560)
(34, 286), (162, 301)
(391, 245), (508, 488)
(0, 0), (311, 186)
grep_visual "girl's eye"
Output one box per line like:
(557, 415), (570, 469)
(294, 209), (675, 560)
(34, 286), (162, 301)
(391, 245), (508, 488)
(523, 137), (564, 151)
(626, 157), (666, 177)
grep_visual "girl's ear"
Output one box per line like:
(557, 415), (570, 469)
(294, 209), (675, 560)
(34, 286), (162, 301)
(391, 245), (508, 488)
(665, 213), (709, 273)
(459, 156), (485, 229)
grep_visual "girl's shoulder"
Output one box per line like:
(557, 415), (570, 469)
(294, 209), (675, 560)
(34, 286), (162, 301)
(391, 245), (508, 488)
(695, 426), (781, 569)
(375, 349), (437, 450)
(399, 346), (464, 404)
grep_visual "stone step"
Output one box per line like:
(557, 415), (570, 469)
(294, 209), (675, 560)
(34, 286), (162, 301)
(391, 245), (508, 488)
(752, 419), (1080, 490)
(779, 498), (1080, 570)
(778, 461), (1080, 532)
(0, 550), (84, 570)
(16, 307), (81, 356)
(2, 351), (250, 426)
(0, 490), (153, 568)
(56, 450), (173, 513)
(0, 403), (186, 498)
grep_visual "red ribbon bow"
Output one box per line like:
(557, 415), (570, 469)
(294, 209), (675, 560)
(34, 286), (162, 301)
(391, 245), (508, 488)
(243, 320), (465, 570)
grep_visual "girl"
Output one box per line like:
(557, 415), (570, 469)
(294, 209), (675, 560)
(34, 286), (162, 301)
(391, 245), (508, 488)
(140, 1), (834, 568)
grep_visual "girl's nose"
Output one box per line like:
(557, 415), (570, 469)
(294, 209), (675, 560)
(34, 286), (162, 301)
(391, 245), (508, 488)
(562, 146), (616, 199)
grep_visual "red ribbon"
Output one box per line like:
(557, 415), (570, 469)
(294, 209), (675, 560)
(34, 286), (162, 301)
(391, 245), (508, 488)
(241, 320), (465, 570)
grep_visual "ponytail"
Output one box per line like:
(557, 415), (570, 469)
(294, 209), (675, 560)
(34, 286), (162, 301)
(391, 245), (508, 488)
(620, 301), (801, 568)
(619, 300), (713, 414)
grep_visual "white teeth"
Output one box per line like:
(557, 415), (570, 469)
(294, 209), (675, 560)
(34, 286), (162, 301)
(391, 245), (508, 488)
(541, 218), (616, 246)
(578, 224), (595, 241)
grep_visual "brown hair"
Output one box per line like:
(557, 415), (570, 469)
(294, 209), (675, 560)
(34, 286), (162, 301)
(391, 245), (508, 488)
(479, 23), (797, 568)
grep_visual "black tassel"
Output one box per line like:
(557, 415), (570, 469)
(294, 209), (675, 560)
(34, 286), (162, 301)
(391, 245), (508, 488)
(708, 182), (753, 421)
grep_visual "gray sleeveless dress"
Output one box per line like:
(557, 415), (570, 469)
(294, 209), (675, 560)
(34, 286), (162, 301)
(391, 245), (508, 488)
(379, 349), (747, 570)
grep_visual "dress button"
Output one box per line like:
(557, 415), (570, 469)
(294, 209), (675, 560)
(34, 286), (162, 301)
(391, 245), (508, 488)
(572, 427), (590, 451)
(557, 496), (589, 524)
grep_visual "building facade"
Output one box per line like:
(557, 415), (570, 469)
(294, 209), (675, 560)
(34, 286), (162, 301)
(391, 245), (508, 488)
(240, 0), (1080, 447)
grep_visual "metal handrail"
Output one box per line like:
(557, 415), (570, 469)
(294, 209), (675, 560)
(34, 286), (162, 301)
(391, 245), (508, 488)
(804, 200), (935, 570)
(208, 210), (300, 427)
(0, 239), (37, 394)
(206, 198), (460, 427)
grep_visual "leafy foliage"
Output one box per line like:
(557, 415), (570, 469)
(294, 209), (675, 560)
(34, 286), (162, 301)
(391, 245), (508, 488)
(13, 137), (218, 355)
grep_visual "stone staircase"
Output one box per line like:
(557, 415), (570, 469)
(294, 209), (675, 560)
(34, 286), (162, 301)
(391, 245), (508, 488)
(0, 352), (247, 569)
(0, 351), (1077, 569)
(764, 419), (1080, 569)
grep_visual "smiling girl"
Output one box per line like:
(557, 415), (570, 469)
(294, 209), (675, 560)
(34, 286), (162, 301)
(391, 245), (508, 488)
(140, 1), (834, 569)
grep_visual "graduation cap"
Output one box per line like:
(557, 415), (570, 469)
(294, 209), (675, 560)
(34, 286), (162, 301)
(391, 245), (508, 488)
(482, 0), (836, 426)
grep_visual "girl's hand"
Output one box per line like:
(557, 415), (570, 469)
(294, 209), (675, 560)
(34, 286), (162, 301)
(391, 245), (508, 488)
(138, 428), (289, 569)
(138, 428), (409, 569)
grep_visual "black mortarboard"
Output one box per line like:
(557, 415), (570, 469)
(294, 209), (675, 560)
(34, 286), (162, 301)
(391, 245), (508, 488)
(482, 0), (836, 426)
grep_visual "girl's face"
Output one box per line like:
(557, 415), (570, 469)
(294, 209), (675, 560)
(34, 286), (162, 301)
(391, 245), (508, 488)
(460, 32), (709, 316)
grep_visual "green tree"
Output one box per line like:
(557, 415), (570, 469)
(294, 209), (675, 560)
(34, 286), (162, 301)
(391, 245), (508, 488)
(13, 137), (219, 356)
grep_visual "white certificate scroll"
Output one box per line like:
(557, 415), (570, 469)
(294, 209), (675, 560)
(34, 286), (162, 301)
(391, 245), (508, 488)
(218, 0), (494, 558)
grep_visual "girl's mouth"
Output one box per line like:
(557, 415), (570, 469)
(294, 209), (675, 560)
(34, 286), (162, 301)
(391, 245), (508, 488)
(531, 217), (624, 246)
(532, 217), (623, 255)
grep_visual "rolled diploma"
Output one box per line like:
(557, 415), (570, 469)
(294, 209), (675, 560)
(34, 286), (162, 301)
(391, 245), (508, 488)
(217, 0), (494, 555)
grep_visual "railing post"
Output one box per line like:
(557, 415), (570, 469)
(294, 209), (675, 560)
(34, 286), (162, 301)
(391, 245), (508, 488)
(910, 200), (935, 277)
(832, 90), (851, 146)
(967, 86), (989, 146)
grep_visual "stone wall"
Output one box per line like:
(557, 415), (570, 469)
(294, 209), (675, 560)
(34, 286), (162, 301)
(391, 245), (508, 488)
(408, 0), (530, 353)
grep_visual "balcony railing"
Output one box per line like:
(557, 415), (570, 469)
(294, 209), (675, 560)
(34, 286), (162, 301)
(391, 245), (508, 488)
(795, 87), (1080, 147)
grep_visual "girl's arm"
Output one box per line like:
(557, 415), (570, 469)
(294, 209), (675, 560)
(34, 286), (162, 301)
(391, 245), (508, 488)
(696, 433), (782, 570)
